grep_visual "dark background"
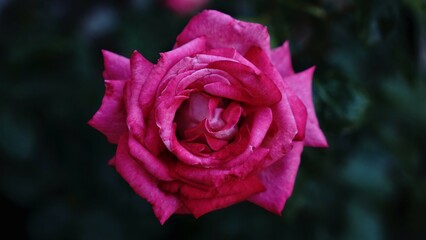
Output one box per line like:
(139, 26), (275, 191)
(1, 0), (425, 239)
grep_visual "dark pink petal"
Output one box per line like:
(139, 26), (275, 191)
(140, 37), (207, 117)
(205, 135), (228, 151)
(102, 50), (131, 80)
(247, 107), (273, 147)
(251, 45), (326, 147)
(114, 135), (182, 224)
(210, 125), (251, 161)
(284, 68), (328, 147)
(271, 41), (294, 78)
(206, 61), (282, 105)
(126, 51), (154, 140)
(246, 45), (306, 141)
(88, 80), (127, 144)
(288, 94), (307, 141)
(142, 39), (207, 157)
(182, 174), (265, 218)
(175, 10), (271, 55)
(143, 109), (167, 155)
(159, 180), (181, 194)
(172, 147), (270, 187)
(201, 48), (262, 72)
(175, 206), (191, 214)
(127, 136), (173, 181)
(182, 121), (205, 142)
(175, 92), (210, 137)
(244, 47), (298, 165)
(205, 104), (240, 141)
(220, 102), (243, 127)
(181, 142), (211, 154)
(175, 69), (235, 95)
(248, 141), (304, 214)
(200, 48), (237, 58)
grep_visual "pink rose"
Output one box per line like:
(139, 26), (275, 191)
(89, 10), (327, 224)
(164, 0), (209, 15)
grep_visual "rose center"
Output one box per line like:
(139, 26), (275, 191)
(174, 92), (241, 152)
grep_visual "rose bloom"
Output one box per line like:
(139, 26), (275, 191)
(164, 0), (209, 15)
(89, 10), (327, 224)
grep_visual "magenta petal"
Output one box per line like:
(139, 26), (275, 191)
(102, 50), (131, 80)
(248, 141), (304, 215)
(205, 136), (228, 151)
(175, 10), (271, 55)
(114, 135), (182, 224)
(288, 94), (307, 141)
(181, 142), (211, 154)
(182, 175), (265, 218)
(141, 37), (206, 117)
(127, 136), (173, 181)
(244, 47), (297, 165)
(270, 41), (294, 78)
(173, 147), (270, 187)
(206, 61), (282, 105)
(249, 107), (273, 147)
(126, 51), (154, 140)
(155, 40), (232, 167)
(284, 67), (328, 147)
(89, 80), (127, 144)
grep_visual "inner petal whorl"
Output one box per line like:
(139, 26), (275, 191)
(174, 92), (241, 152)
(175, 92), (209, 137)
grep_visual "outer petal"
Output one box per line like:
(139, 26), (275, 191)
(181, 174), (265, 218)
(284, 68), (328, 147)
(88, 80), (127, 144)
(248, 141), (304, 214)
(175, 10), (270, 55)
(206, 61), (282, 105)
(126, 51), (154, 140)
(287, 94), (307, 141)
(172, 147), (270, 188)
(128, 136), (173, 181)
(102, 50), (131, 80)
(139, 37), (207, 117)
(243, 46), (298, 166)
(114, 135), (182, 224)
(271, 41), (294, 78)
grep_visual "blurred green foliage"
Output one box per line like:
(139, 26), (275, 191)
(1, 0), (425, 239)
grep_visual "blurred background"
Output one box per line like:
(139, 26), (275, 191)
(1, 0), (425, 239)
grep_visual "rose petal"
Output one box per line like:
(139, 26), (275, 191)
(206, 60), (282, 105)
(182, 174), (265, 218)
(175, 92), (210, 136)
(126, 51), (154, 140)
(172, 147), (270, 187)
(205, 136), (228, 151)
(88, 80), (127, 143)
(249, 141), (304, 215)
(287, 94), (307, 141)
(127, 136), (173, 181)
(114, 135), (182, 224)
(141, 37), (207, 116)
(181, 142), (211, 154)
(244, 47), (298, 166)
(271, 41), (294, 78)
(247, 107), (273, 147)
(175, 10), (271, 55)
(284, 67), (328, 147)
(102, 50), (131, 80)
